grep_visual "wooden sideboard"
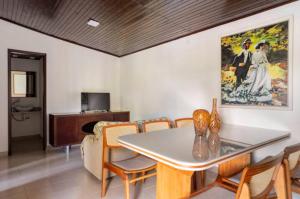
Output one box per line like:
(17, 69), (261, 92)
(49, 111), (130, 147)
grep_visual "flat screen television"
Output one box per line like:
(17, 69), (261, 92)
(81, 92), (110, 112)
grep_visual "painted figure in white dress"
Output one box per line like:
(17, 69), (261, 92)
(221, 21), (289, 107)
(226, 40), (272, 104)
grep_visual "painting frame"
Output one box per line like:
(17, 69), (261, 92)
(219, 16), (293, 110)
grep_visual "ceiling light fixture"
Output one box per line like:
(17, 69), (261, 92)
(87, 19), (99, 27)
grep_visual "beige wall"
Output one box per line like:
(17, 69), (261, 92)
(0, 19), (120, 153)
(120, 1), (300, 160)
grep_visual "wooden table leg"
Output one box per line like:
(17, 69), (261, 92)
(156, 162), (193, 199)
(218, 153), (251, 178)
(192, 170), (206, 192)
(217, 153), (251, 191)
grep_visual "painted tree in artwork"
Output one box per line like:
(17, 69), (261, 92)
(221, 21), (289, 106)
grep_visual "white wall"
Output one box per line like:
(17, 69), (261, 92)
(120, 1), (300, 160)
(0, 20), (120, 153)
(1, 2), (299, 158)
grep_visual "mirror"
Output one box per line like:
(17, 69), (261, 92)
(11, 71), (36, 97)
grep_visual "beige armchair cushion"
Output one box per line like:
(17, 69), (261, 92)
(81, 135), (135, 180)
(81, 121), (135, 180)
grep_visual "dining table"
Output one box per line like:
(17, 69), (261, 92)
(118, 124), (290, 199)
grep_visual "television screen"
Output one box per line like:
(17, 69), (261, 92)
(81, 92), (110, 112)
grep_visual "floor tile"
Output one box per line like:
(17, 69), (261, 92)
(4, 146), (295, 199)
(0, 186), (27, 199)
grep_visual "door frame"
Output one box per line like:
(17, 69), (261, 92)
(8, 49), (47, 155)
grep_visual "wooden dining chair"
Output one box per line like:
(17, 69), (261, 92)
(175, 118), (193, 128)
(281, 143), (300, 199)
(191, 153), (283, 199)
(101, 123), (156, 199)
(216, 154), (251, 192)
(142, 119), (171, 132)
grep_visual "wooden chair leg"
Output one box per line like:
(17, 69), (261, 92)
(101, 167), (108, 197)
(274, 164), (289, 199)
(132, 173), (137, 185)
(141, 171), (146, 183)
(124, 175), (130, 199)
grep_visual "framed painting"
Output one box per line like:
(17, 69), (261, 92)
(220, 18), (293, 109)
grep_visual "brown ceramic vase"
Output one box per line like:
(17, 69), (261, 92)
(192, 109), (210, 136)
(209, 98), (221, 134)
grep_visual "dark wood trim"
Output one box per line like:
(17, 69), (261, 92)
(8, 49), (47, 155)
(9, 49), (46, 56)
(120, 0), (296, 57)
(42, 53), (47, 151)
(0, 17), (120, 58)
(8, 50), (11, 155)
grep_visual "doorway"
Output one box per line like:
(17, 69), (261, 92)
(8, 49), (47, 155)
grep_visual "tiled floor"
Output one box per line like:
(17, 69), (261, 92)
(0, 147), (156, 199)
(1, 148), (300, 199)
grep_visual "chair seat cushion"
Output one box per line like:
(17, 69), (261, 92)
(191, 187), (235, 198)
(112, 155), (156, 171)
(291, 167), (300, 188)
(228, 172), (241, 184)
(191, 186), (277, 199)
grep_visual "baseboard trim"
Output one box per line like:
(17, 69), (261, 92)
(0, 151), (8, 157)
(46, 144), (80, 152)
(11, 134), (42, 141)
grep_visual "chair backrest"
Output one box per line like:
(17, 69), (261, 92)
(102, 123), (138, 147)
(175, 118), (193, 128)
(281, 143), (300, 199)
(143, 120), (171, 132)
(236, 153), (283, 199)
(284, 143), (300, 172)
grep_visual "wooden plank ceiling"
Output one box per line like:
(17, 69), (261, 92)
(0, 0), (294, 57)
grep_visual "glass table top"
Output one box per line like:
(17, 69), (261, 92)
(118, 124), (290, 170)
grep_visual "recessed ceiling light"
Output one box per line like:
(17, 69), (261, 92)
(87, 19), (99, 27)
